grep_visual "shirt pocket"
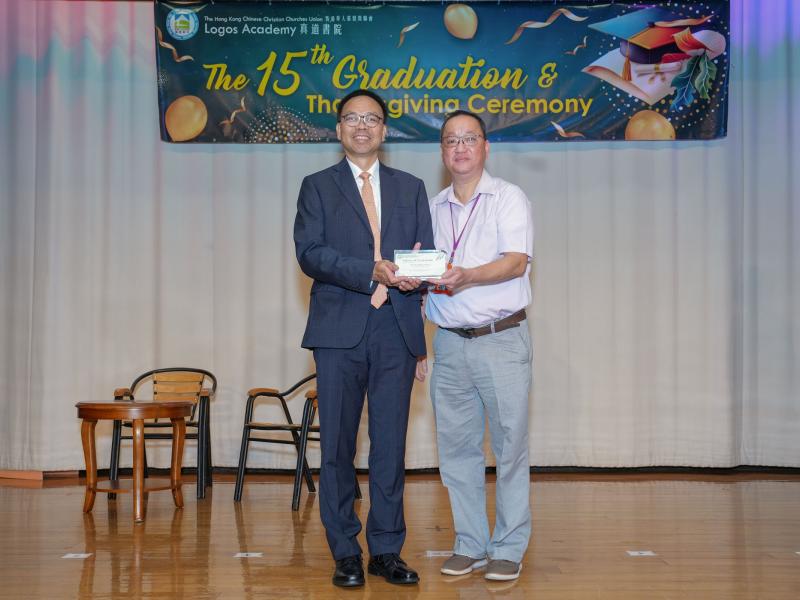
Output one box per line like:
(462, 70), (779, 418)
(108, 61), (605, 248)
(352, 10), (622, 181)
(460, 219), (499, 264)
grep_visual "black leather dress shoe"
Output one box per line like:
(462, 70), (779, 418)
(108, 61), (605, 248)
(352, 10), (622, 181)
(333, 555), (365, 587)
(368, 553), (419, 585)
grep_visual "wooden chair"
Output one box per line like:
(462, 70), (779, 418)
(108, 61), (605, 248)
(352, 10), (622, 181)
(109, 368), (217, 500)
(234, 374), (361, 510)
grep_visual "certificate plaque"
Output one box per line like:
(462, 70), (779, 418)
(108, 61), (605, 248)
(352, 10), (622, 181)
(394, 249), (448, 279)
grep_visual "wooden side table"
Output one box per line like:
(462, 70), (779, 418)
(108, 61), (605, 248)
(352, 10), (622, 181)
(76, 401), (193, 522)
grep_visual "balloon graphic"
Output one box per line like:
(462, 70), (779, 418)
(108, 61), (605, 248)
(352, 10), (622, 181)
(165, 95), (208, 142)
(625, 110), (676, 141)
(444, 4), (478, 40)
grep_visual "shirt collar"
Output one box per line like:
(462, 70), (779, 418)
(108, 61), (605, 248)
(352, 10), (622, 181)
(346, 157), (380, 183)
(434, 169), (496, 206)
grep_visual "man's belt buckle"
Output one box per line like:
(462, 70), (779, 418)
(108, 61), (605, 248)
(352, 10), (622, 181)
(461, 327), (476, 339)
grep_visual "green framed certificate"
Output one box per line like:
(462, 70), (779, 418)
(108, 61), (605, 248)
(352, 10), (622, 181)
(394, 249), (448, 279)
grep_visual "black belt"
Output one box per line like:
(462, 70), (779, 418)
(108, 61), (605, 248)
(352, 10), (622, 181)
(443, 309), (526, 339)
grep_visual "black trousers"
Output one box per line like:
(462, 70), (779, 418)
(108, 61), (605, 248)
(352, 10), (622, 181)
(313, 305), (416, 560)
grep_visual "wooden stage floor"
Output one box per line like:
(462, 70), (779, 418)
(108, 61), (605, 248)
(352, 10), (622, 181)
(1, 472), (798, 599)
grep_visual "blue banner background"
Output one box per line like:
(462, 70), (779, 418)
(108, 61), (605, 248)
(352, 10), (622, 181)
(155, 1), (730, 143)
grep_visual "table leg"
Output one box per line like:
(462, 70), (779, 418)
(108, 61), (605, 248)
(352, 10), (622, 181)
(80, 419), (98, 512)
(79, 513), (96, 596)
(132, 419), (145, 522)
(170, 417), (186, 508)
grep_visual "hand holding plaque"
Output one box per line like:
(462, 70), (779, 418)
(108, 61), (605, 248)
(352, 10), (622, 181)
(394, 249), (448, 279)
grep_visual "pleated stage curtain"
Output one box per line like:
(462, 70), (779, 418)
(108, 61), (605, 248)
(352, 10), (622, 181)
(0, 0), (797, 470)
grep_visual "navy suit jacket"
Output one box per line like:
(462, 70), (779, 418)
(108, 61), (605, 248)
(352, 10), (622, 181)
(294, 158), (434, 357)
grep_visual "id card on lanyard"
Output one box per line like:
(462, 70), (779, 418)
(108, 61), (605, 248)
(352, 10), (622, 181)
(432, 194), (481, 295)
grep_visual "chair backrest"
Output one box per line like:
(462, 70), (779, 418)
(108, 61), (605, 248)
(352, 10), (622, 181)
(130, 368), (217, 413)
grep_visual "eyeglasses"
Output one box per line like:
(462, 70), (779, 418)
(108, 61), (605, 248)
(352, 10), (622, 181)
(340, 112), (383, 128)
(441, 134), (483, 148)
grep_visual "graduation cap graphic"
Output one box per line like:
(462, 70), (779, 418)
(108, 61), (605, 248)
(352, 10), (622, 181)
(583, 7), (726, 106)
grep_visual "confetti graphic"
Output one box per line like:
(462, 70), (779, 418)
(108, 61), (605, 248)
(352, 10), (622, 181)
(156, 27), (194, 63)
(654, 15), (713, 27)
(220, 97), (247, 127)
(565, 36), (589, 56)
(397, 22), (420, 48)
(505, 8), (588, 44)
(551, 121), (585, 138)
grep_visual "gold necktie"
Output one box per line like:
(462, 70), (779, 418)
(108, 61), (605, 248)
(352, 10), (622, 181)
(359, 171), (388, 308)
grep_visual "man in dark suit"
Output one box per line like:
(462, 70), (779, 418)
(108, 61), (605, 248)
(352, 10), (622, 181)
(294, 89), (434, 587)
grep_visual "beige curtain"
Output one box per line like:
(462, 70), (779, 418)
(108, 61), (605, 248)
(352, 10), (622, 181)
(1, 0), (797, 471)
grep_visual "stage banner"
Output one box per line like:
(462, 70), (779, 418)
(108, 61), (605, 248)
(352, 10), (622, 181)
(154, 1), (730, 143)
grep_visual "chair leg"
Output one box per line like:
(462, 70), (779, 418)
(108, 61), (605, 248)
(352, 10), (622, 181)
(288, 421), (316, 493)
(304, 406), (317, 493)
(109, 419), (122, 500)
(303, 457), (316, 493)
(204, 401), (212, 486)
(234, 427), (251, 502)
(234, 395), (257, 503)
(354, 470), (362, 500)
(196, 399), (207, 500)
(195, 401), (202, 499)
(143, 443), (149, 479)
(293, 398), (314, 511)
(196, 431), (204, 500)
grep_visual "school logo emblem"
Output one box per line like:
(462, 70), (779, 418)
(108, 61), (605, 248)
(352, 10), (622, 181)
(166, 9), (199, 41)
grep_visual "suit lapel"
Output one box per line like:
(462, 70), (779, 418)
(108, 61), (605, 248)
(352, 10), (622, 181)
(332, 158), (371, 235)
(378, 163), (396, 244)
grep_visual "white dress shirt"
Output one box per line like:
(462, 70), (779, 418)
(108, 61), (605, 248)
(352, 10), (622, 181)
(346, 157), (382, 222)
(426, 170), (534, 329)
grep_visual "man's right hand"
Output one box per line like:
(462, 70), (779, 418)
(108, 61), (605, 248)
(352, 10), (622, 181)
(372, 259), (401, 286)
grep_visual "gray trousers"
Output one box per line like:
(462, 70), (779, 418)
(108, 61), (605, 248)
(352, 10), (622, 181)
(431, 323), (532, 562)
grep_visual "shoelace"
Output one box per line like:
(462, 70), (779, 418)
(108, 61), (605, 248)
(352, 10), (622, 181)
(379, 554), (406, 568)
(339, 556), (361, 568)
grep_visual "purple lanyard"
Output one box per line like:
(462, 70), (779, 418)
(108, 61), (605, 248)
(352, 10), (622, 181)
(448, 193), (481, 266)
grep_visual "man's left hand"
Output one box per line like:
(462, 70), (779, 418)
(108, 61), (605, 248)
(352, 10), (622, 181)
(415, 357), (428, 382)
(438, 266), (473, 293)
(397, 277), (423, 292)
(395, 241), (424, 292)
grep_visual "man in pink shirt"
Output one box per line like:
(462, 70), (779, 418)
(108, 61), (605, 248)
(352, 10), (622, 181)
(418, 110), (534, 581)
